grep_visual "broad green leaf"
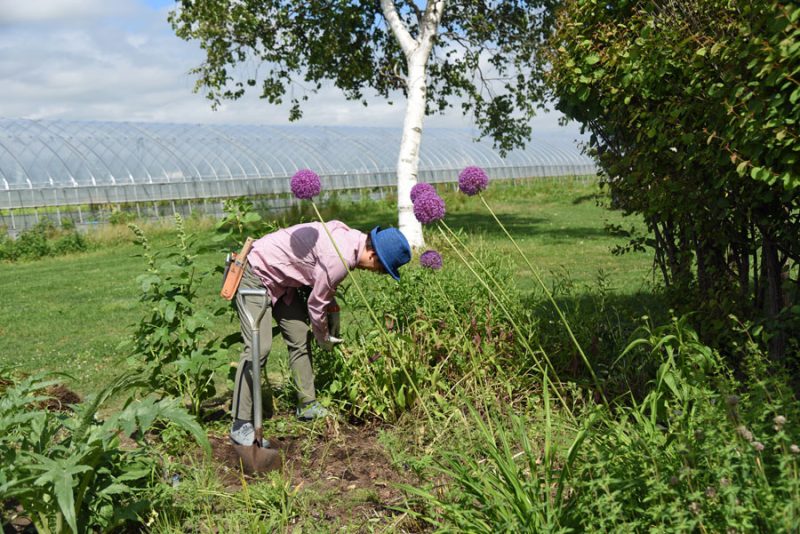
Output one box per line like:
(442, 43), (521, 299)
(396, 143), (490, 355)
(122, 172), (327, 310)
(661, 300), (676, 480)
(31, 455), (93, 534)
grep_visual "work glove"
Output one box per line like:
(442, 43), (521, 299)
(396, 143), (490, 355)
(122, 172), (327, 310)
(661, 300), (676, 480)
(320, 335), (344, 352)
(327, 300), (341, 338)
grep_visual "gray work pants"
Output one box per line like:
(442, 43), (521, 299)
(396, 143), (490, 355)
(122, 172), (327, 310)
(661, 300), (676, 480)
(232, 264), (316, 421)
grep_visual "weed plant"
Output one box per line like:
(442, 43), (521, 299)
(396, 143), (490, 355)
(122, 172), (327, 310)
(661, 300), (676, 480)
(0, 219), (87, 262)
(125, 215), (230, 416)
(312, 245), (526, 423)
(401, 317), (800, 532)
(0, 368), (209, 533)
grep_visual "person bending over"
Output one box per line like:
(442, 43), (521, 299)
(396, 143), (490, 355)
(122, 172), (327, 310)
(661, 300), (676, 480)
(230, 220), (411, 446)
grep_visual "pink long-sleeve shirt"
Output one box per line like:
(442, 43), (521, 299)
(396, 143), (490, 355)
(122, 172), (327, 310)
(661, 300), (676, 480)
(247, 220), (366, 343)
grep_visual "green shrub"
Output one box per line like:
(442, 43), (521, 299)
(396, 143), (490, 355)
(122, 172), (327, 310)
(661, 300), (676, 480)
(14, 220), (54, 259)
(125, 215), (230, 416)
(401, 317), (800, 532)
(0, 219), (87, 262)
(0, 369), (209, 533)
(314, 246), (524, 422)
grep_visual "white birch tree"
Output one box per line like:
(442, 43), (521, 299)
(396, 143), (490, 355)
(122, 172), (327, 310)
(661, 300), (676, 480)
(170, 0), (556, 247)
(380, 0), (443, 246)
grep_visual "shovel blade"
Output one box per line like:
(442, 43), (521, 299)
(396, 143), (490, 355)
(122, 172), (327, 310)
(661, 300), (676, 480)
(233, 443), (282, 475)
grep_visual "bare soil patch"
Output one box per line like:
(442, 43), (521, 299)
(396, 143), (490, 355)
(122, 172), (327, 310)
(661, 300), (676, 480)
(38, 384), (81, 412)
(208, 421), (425, 530)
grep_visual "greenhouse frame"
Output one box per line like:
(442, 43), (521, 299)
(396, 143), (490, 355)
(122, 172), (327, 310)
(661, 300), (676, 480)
(0, 118), (597, 231)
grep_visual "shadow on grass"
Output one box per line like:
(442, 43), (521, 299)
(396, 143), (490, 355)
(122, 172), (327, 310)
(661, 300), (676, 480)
(571, 193), (604, 205)
(443, 211), (613, 242)
(522, 288), (669, 404)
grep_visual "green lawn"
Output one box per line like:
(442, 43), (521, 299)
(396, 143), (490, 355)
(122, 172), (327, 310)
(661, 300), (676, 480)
(0, 178), (656, 394)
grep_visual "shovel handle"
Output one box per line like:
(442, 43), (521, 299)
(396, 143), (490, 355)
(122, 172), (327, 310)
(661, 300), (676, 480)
(236, 287), (270, 435)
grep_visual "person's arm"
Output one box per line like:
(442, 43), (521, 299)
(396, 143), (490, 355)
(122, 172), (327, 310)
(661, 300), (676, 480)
(307, 260), (347, 344)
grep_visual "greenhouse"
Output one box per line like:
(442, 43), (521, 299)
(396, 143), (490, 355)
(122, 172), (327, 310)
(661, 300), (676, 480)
(0, 118), (596, 231)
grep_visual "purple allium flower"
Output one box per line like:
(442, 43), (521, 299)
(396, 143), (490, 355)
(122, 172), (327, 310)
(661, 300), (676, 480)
(290, 169), (321, 200)
(412, 191), (446, 224)
(410, 182), (436, 203)
(419, 250), (443, 270)
(458, 166), (489, 196)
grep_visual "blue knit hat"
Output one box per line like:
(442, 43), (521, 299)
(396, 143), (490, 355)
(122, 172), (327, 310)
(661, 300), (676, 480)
(370, 226), (411, 281)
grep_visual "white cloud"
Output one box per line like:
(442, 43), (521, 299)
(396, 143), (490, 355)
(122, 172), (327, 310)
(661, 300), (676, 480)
(0, 0), (582, 141)
(0, 0), (135, 24)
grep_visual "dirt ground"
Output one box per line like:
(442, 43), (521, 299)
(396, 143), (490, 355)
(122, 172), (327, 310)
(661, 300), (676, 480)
(208, 420), (425, 531)
(3, 382), (426, 532)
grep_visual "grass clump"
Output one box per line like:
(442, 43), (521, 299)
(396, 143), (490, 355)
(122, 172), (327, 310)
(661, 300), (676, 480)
(401, 317), (800, 532)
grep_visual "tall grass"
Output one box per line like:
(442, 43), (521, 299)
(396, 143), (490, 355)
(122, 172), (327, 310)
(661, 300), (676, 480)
(400, 316), (800, 532)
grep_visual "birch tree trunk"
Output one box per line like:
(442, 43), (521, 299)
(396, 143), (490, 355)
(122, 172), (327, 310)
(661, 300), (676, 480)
(381, 0), (445, 249)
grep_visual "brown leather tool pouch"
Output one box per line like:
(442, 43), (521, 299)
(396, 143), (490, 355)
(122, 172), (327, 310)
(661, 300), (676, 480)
(220, 237), (254, 300)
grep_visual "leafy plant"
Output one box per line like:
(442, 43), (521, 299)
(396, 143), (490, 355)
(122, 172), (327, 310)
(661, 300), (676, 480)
(547, 0), (800, 360)
(0, 219), (87, 262)
(314, 251), (524, 422)
(399, 316), (799, 532)
(564, 316), (800, 531)
(213, 197), (277, 250)
(0, 369), (209, 533)
(126, 214), (230, 415)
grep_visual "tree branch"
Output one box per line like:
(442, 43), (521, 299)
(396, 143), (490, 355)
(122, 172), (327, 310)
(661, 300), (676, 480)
(380, 0), (417, 55)
(419, 0), (446, 56)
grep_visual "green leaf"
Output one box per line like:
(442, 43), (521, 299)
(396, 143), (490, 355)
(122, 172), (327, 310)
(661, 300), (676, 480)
(99, 483), (132, 496)
(163, 301), (176, 323)
(107, 398), (211, 456)
(585, 54), (600, 65)
(137, 274), (160, 292)
(736, 161), (748, 175)
(31, 455), (93, 534)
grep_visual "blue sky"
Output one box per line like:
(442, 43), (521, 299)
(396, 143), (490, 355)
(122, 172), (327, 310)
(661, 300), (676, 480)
(0, 0), (578, 136)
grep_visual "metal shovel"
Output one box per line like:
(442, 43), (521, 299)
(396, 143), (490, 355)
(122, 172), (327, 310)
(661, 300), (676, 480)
(233, 287), (282, 475)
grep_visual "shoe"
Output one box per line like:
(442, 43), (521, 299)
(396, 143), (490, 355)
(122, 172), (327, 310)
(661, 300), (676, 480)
(296, 401), (330, 421)
(230, 422), (255, 446)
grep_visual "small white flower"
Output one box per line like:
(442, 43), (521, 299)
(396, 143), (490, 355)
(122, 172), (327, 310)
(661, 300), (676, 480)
(773, 415), (786, 430)
(736, 425), (753, 442)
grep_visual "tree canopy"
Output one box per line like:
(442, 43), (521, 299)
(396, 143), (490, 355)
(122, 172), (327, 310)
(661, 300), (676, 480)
(547, 0), (800, 359)
(169, 0), (558, 152)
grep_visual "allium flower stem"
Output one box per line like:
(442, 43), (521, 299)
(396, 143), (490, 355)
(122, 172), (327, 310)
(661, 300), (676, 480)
(310, 201), (434, 425)
(429, 274), (489, 392)
(479, 193), (610, 412)
(435, 223), (575, 421)
(437, 220), (516, 307)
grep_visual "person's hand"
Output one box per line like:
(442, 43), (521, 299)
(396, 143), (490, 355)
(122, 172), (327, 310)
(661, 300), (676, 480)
(320, 335), (343, 351)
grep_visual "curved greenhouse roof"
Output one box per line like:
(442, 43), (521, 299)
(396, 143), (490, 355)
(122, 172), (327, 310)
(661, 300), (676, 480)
(0, 118), (596, 210)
